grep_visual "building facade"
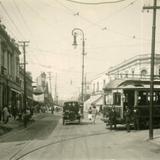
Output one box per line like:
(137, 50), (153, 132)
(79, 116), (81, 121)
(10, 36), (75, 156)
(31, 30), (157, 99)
(0, 23), (33, 118)
(107, 54), (160, 81)
(0, 24), (21, 112)
(85, 54), (160, 112)
(33, 72), (53, 105)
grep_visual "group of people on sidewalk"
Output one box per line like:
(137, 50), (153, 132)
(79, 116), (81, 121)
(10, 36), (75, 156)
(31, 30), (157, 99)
(0, 103), (34, 126)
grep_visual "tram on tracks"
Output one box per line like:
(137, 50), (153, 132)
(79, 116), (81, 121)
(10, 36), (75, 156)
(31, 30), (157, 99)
(103, 79), (160, 129)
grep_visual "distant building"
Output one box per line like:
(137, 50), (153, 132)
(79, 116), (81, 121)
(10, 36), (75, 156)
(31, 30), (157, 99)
(33, 72), (53, 105)
(19, 68), (33, 107)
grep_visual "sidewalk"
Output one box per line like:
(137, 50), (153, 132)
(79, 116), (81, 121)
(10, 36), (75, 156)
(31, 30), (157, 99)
(0, 113), (48, 136)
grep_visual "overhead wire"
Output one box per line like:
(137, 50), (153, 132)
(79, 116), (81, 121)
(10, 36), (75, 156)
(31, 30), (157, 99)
(95, 0), (137, 24)
(55, 0), (155, 42)
(22, 0), (55, 29)
(65, 0), (129, 5)
(12, 0), (32, 36)
(0, 1), (25, 39)
(12, 0), (41, 49)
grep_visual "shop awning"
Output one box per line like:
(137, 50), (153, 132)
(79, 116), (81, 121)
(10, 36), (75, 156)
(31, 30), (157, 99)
(11, 88), (21, 94)
(84, 95), (101, 105)
(92, 96), (103, 106)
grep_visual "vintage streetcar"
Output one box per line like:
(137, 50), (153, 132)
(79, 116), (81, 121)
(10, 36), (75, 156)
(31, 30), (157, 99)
(103, 79), (160, 129)
(62, 101), (81, 125)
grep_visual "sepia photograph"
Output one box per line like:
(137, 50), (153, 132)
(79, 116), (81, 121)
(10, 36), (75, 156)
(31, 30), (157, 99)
(0, 0), (160, 159)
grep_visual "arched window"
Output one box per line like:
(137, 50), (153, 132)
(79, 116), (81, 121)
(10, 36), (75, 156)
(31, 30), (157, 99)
(132, 70), (135, 77)
(141, 69), (147, 78)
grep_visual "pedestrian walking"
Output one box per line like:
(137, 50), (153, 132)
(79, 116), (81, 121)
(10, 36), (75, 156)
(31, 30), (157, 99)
(88, 107), (92, 120)
(109, 106), (117, 130)
(125, 106), (131, 132)
(51, 105), (54, 114)
(91, 104), (97, 124)
(3, 106), (10, 124)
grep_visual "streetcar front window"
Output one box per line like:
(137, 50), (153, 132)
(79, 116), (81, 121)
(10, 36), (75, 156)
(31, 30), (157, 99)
(137, 91), (149, 105)
(113, 92), (121, 105)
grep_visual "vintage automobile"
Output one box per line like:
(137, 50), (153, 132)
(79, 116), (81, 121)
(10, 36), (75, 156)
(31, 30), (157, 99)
(62, 101), (81, 125)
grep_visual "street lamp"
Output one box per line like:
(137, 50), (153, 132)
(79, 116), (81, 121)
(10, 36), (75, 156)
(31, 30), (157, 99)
(72, 28), (86, 117)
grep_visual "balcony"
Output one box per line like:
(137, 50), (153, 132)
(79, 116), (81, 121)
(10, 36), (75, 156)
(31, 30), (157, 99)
(1, 66), (7, 75)
(16, 76), (21, 84)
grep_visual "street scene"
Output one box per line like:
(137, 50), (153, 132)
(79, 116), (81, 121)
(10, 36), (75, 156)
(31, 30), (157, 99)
(1, 0), (160, 160)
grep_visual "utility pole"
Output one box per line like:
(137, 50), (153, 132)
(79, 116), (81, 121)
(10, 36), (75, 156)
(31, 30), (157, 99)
(18, 41), (29, 114)
(84, 73), (87, 98)
(48, 72), (53, 105)
(54, 73), (58, 105)
(48, 72), (52, 96)
(143, 0), (160, 140)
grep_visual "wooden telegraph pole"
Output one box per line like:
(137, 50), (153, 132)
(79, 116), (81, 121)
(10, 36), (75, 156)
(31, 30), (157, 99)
(18, 41), (29, 114)
(143, 0), (160, 139)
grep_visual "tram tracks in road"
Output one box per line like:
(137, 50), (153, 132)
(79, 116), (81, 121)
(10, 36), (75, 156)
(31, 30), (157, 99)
(9, 129), (111, 160)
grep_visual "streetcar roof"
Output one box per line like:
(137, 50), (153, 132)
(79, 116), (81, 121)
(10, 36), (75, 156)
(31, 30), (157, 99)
(104, 79), (160, 91)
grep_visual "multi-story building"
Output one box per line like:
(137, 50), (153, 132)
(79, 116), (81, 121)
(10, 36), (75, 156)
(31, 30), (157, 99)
(107, 54), (160, 81)
(84, 73), (108, 112)
(0, 24), (21, 112)
(0, 24), (33, 118)
(33, 72), (53, 105)
(84, 54), (160, 112)
(19, 68), (33, 107)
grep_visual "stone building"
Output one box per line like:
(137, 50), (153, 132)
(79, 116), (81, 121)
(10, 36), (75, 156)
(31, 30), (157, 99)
(0, 24), (21, 112)
(84, 54), (160, 112)
(0, 23), (33, 118)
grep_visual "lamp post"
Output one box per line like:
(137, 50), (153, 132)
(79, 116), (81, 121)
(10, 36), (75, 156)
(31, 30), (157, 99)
(72, 28), (86, 117)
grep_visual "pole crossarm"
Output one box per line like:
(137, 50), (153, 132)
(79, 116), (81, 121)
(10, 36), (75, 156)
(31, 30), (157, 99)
(143, 6), (160, 9)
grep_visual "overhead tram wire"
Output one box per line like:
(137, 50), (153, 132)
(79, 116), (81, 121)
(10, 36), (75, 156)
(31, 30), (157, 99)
(12, 0), (32, 36)
(95, 0), (137, 24)
(22, 0), (55, 29)
(65, 0), (129, 5)
(12, 0), (40, 49)
(0, 1), (25, 39)
(55, 0), (154, 42)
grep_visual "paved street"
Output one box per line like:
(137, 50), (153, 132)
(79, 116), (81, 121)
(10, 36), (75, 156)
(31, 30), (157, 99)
(1, 113), (160, 160)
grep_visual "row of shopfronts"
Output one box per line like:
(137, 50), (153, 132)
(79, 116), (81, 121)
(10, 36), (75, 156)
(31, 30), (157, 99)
(0, 74), (22, 113)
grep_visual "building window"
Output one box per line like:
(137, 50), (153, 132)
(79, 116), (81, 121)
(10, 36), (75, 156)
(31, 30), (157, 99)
(125, 71), (128, 78)
(103, 79), (106, 87)
(113, 92), (121, 105)
(97, 82), (99, 91)
(141, 69), (147, 78)
(93, 83), (95, 93)
(158, 68), (160, 78)
(132, 70), (134, 77)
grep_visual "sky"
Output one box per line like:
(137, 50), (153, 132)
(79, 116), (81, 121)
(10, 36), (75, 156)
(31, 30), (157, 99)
(0, 0), (160, 100)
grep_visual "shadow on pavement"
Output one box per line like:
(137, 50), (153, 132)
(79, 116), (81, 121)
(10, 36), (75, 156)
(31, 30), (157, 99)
(64, 121), (92, 125)
(0, 115), (60, 143)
